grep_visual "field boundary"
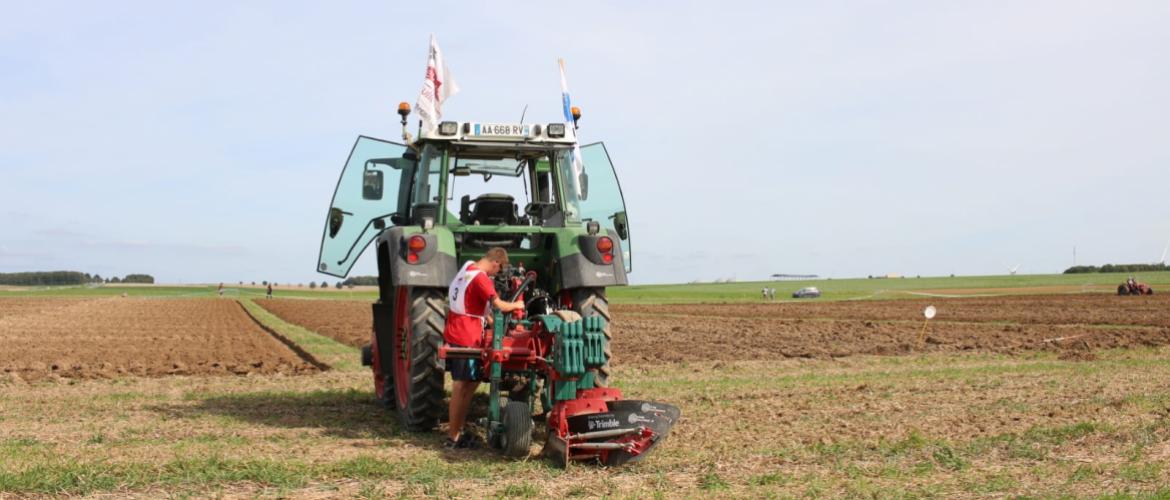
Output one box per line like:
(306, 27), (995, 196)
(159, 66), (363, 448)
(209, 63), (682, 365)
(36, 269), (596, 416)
(241, 299), (363, 371)
(235, 300), (330, 372)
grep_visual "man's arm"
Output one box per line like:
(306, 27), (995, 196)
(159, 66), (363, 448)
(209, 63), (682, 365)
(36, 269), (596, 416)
(491, 296), (524, 313)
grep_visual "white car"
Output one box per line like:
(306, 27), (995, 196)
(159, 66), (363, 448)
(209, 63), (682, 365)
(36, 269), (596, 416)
(792, 287), (821, 299)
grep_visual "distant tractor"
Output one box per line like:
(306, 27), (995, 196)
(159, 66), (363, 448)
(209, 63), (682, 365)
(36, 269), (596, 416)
(317, 106), (677, 465)
(1118, 277), (1154, 296)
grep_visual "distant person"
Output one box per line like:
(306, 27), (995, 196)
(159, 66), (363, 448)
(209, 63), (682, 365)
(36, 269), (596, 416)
(769, 288), (776, 300)
(217, 283), (224, 297)
(762, 287), (768, 300)
(266, 284), (273, 299)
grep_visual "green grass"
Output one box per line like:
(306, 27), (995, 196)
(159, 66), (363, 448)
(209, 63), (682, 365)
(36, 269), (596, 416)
(0, 284), (378, 300)
(238, 298), (362, 370)
(608, 271), (1170, 303)
(6, 271), (1170, 304)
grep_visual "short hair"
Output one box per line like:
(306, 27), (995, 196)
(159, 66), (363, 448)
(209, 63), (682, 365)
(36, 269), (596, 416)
(484, 247), (509, 266)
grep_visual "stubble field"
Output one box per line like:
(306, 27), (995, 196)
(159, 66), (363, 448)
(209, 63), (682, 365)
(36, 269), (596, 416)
(2, 290), (1170, 497)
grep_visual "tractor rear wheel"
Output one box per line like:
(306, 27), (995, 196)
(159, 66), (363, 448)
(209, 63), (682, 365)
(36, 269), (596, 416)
(571, 288), (612, 387)
(391, 287), (446, 431)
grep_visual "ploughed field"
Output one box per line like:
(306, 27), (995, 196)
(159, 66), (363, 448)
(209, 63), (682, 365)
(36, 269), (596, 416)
(255, 298), (371, 348)
(0, 297), (317, 380)
(611, 294), (1170, 363)
(255, 293), (1170, 365)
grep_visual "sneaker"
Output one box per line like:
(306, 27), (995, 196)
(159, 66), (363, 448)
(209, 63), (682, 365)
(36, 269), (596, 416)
(455, 432), (481, 449)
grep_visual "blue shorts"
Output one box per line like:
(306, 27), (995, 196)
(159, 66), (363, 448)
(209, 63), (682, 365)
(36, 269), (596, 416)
(446, 346), (481, 381)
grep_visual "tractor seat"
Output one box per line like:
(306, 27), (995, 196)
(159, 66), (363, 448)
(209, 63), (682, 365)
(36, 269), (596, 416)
(469, 193), (518, 225)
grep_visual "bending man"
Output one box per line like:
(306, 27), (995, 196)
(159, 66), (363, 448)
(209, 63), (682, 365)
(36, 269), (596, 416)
(443, 247), (524, 448)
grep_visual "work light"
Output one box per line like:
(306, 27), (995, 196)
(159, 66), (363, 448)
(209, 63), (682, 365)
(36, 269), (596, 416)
(547, 123), (566, 138)
(438, 121), (458, 135)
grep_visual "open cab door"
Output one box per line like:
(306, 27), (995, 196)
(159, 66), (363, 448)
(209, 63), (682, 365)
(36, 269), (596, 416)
(578, 142), (632, 273)
(318, 136), (413, 278)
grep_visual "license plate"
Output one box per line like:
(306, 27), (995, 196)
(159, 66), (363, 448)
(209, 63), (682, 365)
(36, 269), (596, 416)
(473, 123), (531, 138)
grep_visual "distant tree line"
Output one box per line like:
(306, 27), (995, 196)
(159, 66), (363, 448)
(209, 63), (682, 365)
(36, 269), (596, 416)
(0, 271), (155, 286)
(1064, 263), (1169, 274)
(0, 271), (89, 286)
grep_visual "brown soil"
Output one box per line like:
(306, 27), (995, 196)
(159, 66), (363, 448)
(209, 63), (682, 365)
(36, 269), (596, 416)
(616, 293), (1170, 328)
(609, 294), (1170, 364)
(0, 298), (318, 381)
(0, 297), (96, 319)
(255, 298), (372, 348)
(611, 314), (1170, 364)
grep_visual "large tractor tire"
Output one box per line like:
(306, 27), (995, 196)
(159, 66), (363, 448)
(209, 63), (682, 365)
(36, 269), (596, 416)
(571, 288), (613, 387)
(391, 287), (447, 431)
(1118, 285), (1129, 296)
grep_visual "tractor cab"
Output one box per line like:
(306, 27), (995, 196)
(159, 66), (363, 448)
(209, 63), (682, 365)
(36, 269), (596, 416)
(318, 120), (631, 295)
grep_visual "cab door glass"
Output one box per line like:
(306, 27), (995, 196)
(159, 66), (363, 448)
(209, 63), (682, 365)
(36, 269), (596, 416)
(577, 142), (632, 273)
(318, 136), (409, 277)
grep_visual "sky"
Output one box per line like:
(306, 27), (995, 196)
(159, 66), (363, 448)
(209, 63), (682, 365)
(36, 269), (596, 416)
(1, 2), (1168, 285)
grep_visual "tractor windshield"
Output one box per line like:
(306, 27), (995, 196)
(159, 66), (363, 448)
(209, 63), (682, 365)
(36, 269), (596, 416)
(447, 155), (533, 227)
(419, 142), (570, 228)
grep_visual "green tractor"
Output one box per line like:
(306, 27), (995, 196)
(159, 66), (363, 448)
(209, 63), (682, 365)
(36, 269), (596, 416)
(317, 108), (641, 444)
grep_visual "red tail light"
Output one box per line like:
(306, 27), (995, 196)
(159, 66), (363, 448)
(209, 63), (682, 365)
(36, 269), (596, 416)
(406, 235), (425, 264)
(596, 237), (614, 253)
(597, 236), (614, 264)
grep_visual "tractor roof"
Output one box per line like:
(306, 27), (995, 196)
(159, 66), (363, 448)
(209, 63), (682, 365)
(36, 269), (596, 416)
(416, 121), (578, 153)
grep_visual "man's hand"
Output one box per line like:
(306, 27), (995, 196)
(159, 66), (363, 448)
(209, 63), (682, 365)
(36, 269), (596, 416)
(491, 296), (525, 313)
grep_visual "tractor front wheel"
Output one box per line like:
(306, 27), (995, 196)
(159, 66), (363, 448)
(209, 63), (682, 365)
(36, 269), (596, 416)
(571, 288), (613, 387)
(391, 287), (447, 431)
(1118, 285), (1129, 296)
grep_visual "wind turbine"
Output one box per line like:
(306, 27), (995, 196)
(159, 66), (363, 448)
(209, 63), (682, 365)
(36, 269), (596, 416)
(1008, 264), (1020, 276)
(1160, 241), (1168, 265)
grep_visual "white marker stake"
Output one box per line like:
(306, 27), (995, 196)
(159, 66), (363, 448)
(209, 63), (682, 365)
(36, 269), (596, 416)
(917, 305), (937, 349)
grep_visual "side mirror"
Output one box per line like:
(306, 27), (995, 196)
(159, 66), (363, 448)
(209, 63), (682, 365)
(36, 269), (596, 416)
(612, 211), (628, 240)
(362, 170), (384, 200)
(578, 172), (589, 200)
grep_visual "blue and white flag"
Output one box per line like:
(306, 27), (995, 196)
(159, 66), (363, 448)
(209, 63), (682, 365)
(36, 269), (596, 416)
(558, 58), (585, 198)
